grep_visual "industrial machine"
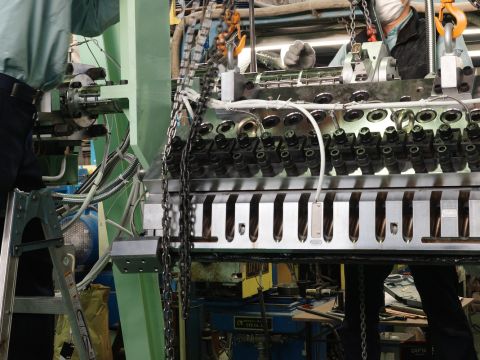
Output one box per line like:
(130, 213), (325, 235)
(90, 0), (480, 358)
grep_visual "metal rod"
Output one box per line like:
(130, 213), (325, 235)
(249, 0), (257, 73)
(425, 0), (437, 75)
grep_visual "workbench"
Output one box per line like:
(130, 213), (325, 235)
(292, 298), (474, 327)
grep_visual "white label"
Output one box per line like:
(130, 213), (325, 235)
(311, 202), (323, 238)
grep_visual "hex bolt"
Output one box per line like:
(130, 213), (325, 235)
(63, 257), (70, 266)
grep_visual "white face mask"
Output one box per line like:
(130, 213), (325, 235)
(375, 0), (408, 25)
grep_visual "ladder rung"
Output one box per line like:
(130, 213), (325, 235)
(13, 295), (66, 315)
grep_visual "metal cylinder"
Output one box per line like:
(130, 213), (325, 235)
(438, 146), (454, 173)
(382, 147), (400, 174)
(425, 0), (437, 75)
(305, 149), (320, 176)
(256, 152), (275, 177)
(331, 149), (348, 175)
(466, 144), (480, 171)
(409, 146), (427, 173)
(249, 0), (257, 73)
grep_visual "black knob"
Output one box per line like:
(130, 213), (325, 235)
(412, 125), (425, 142)
(359, 127), (372, 143)
(261, 132), (275, 148)
(238, 133), (251, 148)
(385, 126), (399, 143)
(467, 123), (480, 140)
(438, 124), (453, 141)
(215, 134), (228, 149)
(285, 130), (298, 147)
(333, 128), (347, 144)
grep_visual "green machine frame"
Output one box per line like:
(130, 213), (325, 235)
(79, 1), (171, 358)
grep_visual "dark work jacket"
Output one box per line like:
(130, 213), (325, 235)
(349, 8), (429, 80)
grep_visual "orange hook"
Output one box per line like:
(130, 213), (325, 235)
(216, 10), (246, 57)
(434, 0), (468, 39)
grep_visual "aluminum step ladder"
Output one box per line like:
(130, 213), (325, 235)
(0, 189), (96, 360)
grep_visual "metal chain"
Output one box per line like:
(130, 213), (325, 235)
(178, 54), (220, 321)
(348, 0), (358, 49)
(360, 0), (374, 33)
(158, 0), (232, 355)
(178, 0), (226, 322)
(158, 0), (216, 358)
(358, 265), (368, 360)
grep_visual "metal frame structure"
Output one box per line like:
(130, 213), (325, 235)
(79, 1), (171, 359)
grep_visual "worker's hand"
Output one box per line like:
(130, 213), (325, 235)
(283, 40), (316, 70)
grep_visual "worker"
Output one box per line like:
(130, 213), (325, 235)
(0, 1), (119, 359)
(283, 1), (477, 359)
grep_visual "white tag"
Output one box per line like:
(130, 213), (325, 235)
(311, 202), (323, 238)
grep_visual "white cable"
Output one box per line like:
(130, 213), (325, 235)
(62, 123), (111, 231)
(219, 99), (325, 202)
(106, 219), (133, 236)
(188, 87), (480, 111)
(42, 156), (67, 182)
(77, 246), (112, 292)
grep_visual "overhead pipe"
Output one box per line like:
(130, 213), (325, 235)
(171, 0), (477, 77)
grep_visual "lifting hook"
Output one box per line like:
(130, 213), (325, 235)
(216, 10), (246, 57)
(434, 0), (467, 39)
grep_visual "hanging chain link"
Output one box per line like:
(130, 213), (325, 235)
(159, 0), (234, 356)
(159, 0), (201, 354)
(348, 0), (358, 49)
(358, 265), (368, 360)
(178, 0), (218, 322)
(360, 0), (373, 33)
(178, 55), (221, 321)
(158, 0), (219, 358)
